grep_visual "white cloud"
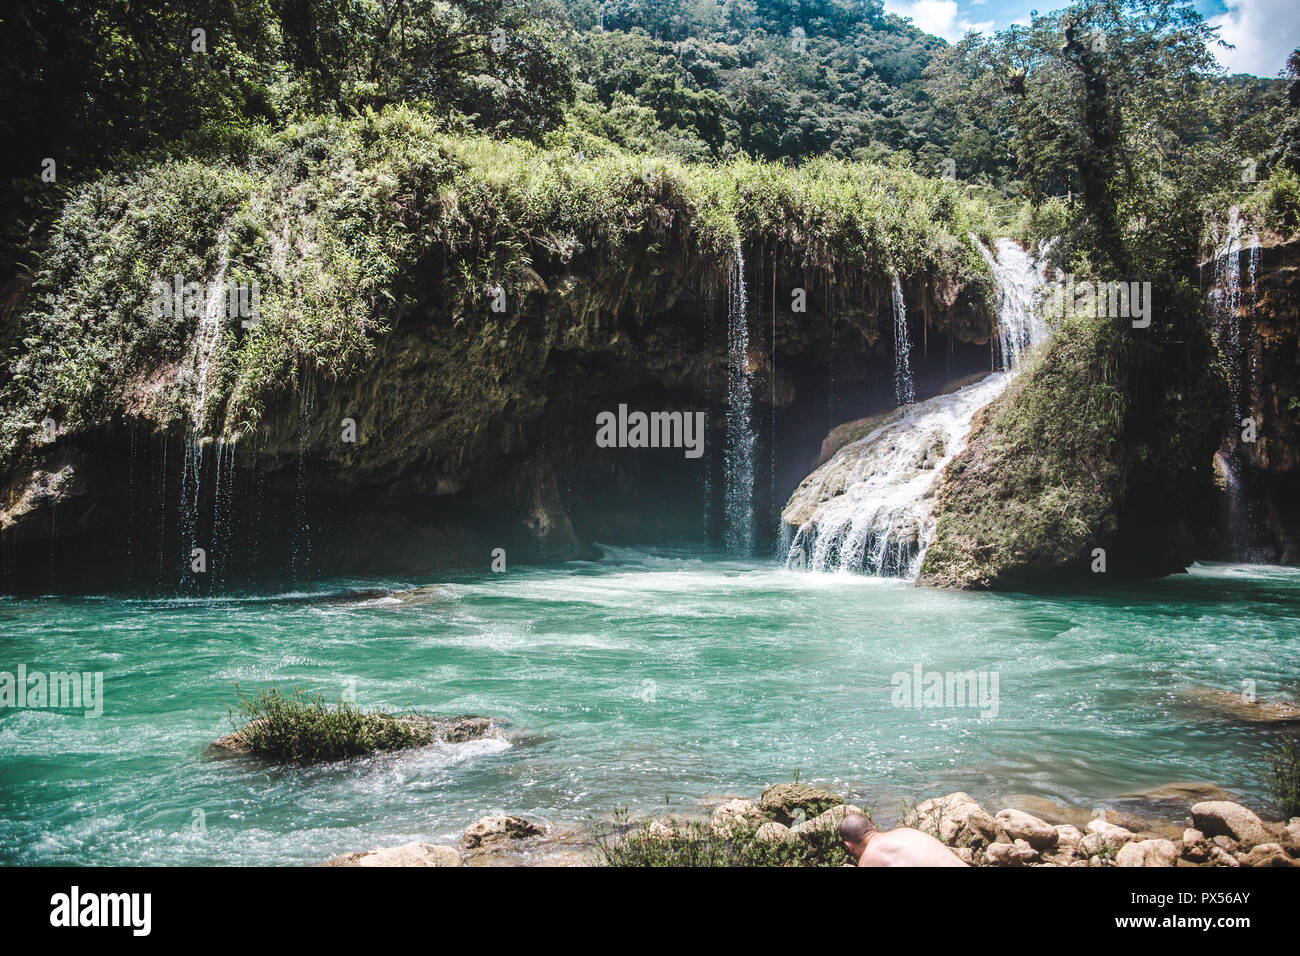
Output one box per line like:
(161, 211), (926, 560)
(884, 0), (993, 43)
(1209, 0), (1300, 76)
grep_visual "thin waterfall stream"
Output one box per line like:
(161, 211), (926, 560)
(723, 248), (755, 554)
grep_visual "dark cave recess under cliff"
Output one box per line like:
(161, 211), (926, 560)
(1, 258), (1006, 594)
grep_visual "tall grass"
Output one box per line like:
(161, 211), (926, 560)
(230, 687), (423, 762)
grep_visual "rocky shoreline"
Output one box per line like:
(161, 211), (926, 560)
(315, 782), (1300, 867)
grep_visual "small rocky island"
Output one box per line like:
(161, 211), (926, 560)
(211, 689), (507, 762)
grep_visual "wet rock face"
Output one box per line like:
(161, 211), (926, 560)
(0, 247), (996, 593)
(1203, 237), (1300, 564)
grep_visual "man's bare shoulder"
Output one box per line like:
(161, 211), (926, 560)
(860, 827), (969, 867)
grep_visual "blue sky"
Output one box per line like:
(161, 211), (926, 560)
(882, 0), (1299, 77)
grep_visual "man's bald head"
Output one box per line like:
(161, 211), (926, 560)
(839, 812), (876, 845)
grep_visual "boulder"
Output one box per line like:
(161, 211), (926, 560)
(904, 793), (1000, 849)
(791, 803), (863, 838)
(1190, 801), (1267, 847)
(1182, 828), (1210, 863)
(995, 808), (1059, 850)
(1012, 838), (1040, 864)
(1085, 819), (1136, 843)
(1042, 845), (1085, 866)
(710, 799), (763, 837)
(985, 840), (1037, 866)
(984, 841), (1022, 866)
(324, 841), (463, 867)
(1080, 823), (1133, 858)
(644, 820), (677, 841)
(1055, 824), (1084, 849)
(1116, 838), (1180, 867)
(459, 814), (545, 850)
(759, 783), (844, 825)
(754, 821), (791, 843)
(1236, 843), (1295, 867)
(1209, 846), (1240, 867)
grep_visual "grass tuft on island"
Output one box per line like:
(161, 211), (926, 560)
(216, 686), (502, 763)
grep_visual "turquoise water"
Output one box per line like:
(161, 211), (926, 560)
(2, 547), (1298, 865)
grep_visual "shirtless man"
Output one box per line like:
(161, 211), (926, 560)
(839, 812), (968, 867)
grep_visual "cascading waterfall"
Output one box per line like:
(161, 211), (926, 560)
(723, 248), (756, 554)
(891, 274), (915, 406)
(178, 245), (229, 589)
(1209, 206), (1264, 560)
(1211, 207), (1249, 416)
(977, 237), (1051, 370)
(783, 239), (1047, 578)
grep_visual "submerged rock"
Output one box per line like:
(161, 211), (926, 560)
(390, 585), (455, 606)
(1175, 685), (1300, 724)
(459, 814), (546, 850)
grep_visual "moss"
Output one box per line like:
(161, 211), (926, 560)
(0, 106), (998, 470)
(920, 279), (1229, 589)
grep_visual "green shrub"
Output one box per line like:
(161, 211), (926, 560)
(1265, 736), (1300, 819)
(596, 810), (852, 867)
(1, 107), (1000, 468)
(230, 686), (423, 762)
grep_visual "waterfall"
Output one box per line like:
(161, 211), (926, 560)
(977, 238), (1050, 370)
(723, 248), (755, 554)
(782, 239), (1047, 578)
(1209, 207), (1265, 560)
(1211, 207), (1249, 419)
(891, 274), (915, 406)
(179, 436), (203, 590)
(178, 241), (230, 591)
